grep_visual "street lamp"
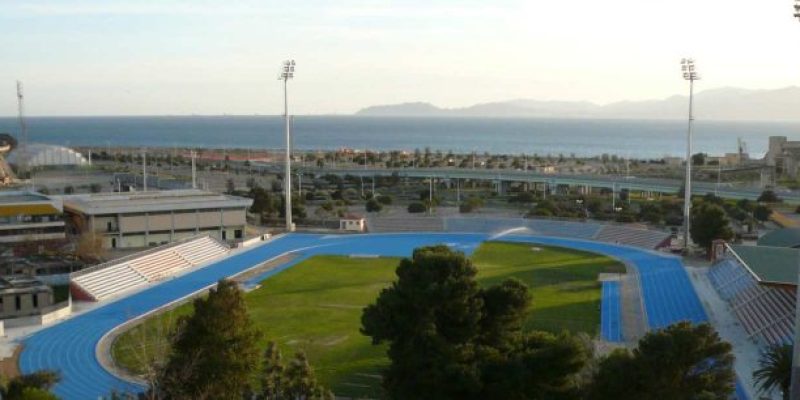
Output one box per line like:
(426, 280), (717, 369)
(279, 60), (296, 232)
(681, 58), (699, 251)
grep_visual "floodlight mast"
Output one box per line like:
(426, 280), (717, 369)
(681, 58), (699, 252)
(790, 5), (800, 398)
(279, 60), (296, 232)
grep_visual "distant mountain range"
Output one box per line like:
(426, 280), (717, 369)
(355, 87), (800, 121)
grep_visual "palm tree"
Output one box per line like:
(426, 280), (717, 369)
(753, 344), (792, 400)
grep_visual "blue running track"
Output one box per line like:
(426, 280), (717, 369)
(601, 281), (623, 342)
(18, 233), (743, 399)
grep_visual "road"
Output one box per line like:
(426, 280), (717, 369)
(252, 163), (799, 203)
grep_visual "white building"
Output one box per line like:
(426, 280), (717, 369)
(340, 214), (365, 232)
(61, 189), (252, 249)
(7, 144), (89, 169)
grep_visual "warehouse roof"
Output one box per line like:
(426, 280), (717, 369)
(757, 228), (800, 248)
(60, 189), (252, 215)
(729, 244), (799, 286)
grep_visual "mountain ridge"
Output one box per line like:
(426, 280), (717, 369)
(355, 86), (800, 121)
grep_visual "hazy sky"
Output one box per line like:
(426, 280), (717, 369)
(2, 0), (800, 116)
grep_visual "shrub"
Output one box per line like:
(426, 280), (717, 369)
(754, 205), (772, 222)
(758, 190), (781, 203)
(366, 199), (383, 213)
(408, 202), (427, 213)
(377, 195), (393, 205)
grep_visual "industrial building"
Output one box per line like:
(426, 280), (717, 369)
(0, 191), (65, 244)
(766, 136), (800, 178)
(61, 189), (252, 249)
(0, 276), (55, 319)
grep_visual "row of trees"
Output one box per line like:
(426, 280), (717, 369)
(362, 246), (737, 399)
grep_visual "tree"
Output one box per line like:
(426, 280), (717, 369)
(690, 203), (733, 251)
(362, 246), (484, 399)
(758, 190), (781, 203)
(260, 342), (284, 400)
(638, 203), (663, 225)
(754, 204), (773, 222)
(365, 198), (382, 213)
(64, 185), (75, 194)
(249, 186), (276, 217)
(2, 370), (60, 400)
(90, 183), (102, 193)
(258, 343), (332, 400)
(376, 195), (393, 205)
(75, 233), (106, 262)
(588, 322), (734, 400)
(284, 352), (333, 400)
(362, 246), (587, 400)
(753, 344), (792, 400)
(460, 197), (485, 214)
(691, 152), (706, 166)
(158, 279), (261, 399)
(407, 202), (427, 213)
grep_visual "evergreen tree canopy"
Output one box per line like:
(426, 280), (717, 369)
(690, 202), (733, 250)
(361, 245), (588, 400)
(258, 343), (333, 400)
(588, 322), (734, 400)
(158, 279), (262, 400)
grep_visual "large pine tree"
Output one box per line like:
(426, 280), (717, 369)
(588, 322), (735, 400)
(361, 245), (588, 400)
(157, 279), (261, 400)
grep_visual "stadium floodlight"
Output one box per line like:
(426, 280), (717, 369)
(790, 5), (800, 397)
(279, 60), (295, 232)
(680, 58), (699, 252)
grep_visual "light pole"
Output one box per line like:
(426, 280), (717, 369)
(789, 5), (800, 397)
(681, 58), (699, 251)
(279, 60), (296, 232)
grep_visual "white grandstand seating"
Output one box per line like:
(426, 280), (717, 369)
(129, 250), (190, 282)
(529, 219), (600, 240)
(72, 263), (148, 301)
(708, 257), (796, 345)
(367, 217), (445, 232)
(178, 236), (230, 265)
(71, 235), (230, 301)
(442, 217), (668, 249)
(593, 225), (670, 249)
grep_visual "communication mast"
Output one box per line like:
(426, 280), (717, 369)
(16, 81), (28, 179)
(737, 137), (748, 162)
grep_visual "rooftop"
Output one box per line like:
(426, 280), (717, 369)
(729, 244), (800, 286)
(757, 228), (800, 248)
(0, 191), (55, 205)
(0, 191), (63, 216)
(0, 276), (51, 294)
(60, 189), (252, 215)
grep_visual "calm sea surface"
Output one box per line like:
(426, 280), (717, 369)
(0, 115), (798, 158)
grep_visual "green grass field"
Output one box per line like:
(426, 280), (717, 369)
(111, 242), (623, 398)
